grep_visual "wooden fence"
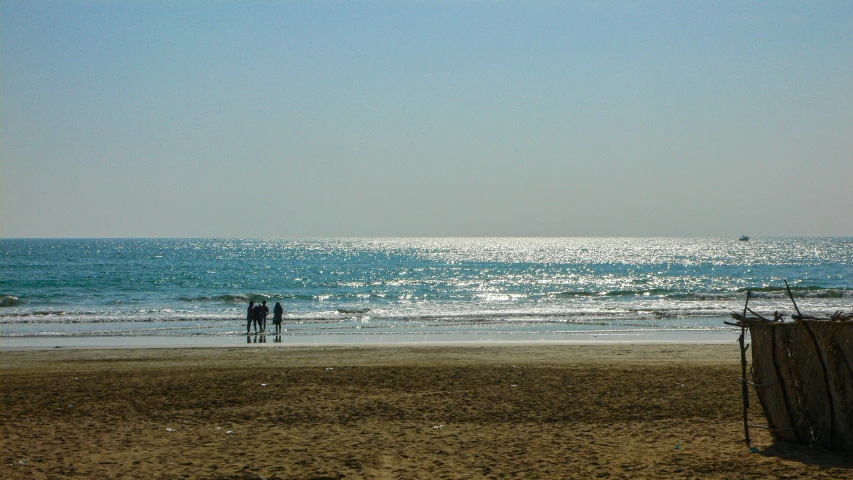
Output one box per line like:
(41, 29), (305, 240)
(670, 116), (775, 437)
(729, 282), (853, 452)
(747, 321), (853, 452)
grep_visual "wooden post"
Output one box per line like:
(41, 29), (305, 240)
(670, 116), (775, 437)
(738, 290), (752, 447)
(740, 326), (751, 447)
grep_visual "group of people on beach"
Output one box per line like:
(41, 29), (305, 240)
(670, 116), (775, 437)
(247, 300), (284, 334)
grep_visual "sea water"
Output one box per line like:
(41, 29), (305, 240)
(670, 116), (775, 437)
(1, 238), (851, 346)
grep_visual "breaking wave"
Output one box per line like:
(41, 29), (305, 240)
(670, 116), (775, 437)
(0, 296), (21, 307)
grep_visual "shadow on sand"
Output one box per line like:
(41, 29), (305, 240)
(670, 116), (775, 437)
(759, 442), (853, 470)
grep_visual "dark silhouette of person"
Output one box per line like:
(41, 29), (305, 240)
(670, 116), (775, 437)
(247, 301), (255, 334)
(252, 302), (264, 333)
(261, 301), (270, 333)
(273, 302), (284, 334)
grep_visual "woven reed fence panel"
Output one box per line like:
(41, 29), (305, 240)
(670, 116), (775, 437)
(748, 322), (853, 452)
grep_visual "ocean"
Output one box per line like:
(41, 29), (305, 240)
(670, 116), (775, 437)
(1, 237), (851, 346)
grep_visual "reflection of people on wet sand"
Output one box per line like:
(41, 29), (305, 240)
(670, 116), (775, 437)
(246, 301), (255, 334)
(273, 302), (284, 334)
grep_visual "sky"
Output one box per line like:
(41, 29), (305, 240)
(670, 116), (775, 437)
(2, 1), (852, 238)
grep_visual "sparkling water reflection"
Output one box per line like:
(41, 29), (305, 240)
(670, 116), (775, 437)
(1, 238), (850, 339)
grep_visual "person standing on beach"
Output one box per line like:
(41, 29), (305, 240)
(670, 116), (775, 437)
(247, 301), (255, 334)
(261, 300), (270, 333)
(252, 302), (263, 333)
(272, 302), (284, 334)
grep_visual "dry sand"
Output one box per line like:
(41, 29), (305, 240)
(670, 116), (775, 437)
(2, 343), (852, 479)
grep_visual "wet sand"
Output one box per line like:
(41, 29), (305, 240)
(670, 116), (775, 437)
(2, 344), (852, 479)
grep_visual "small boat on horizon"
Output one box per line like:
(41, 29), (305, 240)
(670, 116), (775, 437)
(739, 235), (750, 241)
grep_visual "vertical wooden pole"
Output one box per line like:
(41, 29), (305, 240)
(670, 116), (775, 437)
(740, 290), (752, 447)
(740, 326), (751, 447)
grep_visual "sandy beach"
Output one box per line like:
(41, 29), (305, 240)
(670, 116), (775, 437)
(2, 344), (852, 479)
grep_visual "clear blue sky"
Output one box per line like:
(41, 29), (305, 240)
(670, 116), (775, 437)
(3, 1), (851, 238)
